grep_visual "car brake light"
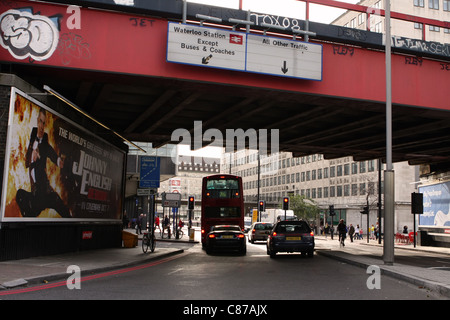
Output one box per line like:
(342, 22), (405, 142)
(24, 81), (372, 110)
(208, 234), (216, 238)
(310, 231), (314, 236)
(272, 232), (277, 236)
(252, 229), (256, 234)
(237, 234), (245, 238)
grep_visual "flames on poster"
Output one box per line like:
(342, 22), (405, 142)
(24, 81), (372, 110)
(1, 89), (125, 221)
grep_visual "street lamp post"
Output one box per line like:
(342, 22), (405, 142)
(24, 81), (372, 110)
(383, 0), (395, 266)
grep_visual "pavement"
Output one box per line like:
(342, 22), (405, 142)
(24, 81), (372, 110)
(0, 228), (449, 299)
(314, 235), (450, 299)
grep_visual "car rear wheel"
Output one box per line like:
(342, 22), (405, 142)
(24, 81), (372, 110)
(268, 245), (276, 258)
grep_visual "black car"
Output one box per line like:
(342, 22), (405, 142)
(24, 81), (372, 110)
(266, 220), (314, 258)
(206, 225), (246, 255)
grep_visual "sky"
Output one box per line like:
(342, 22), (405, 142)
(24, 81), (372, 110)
(187, 0), (361, 24)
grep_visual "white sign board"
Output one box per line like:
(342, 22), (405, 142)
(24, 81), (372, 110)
(167, 23), (323, 81)
(246, 34), (322, 81)
(162, 192), (182, 208)
(167, 22), (246, 71)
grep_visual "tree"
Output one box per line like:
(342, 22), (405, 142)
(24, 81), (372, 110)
(289, 195), (321, 222)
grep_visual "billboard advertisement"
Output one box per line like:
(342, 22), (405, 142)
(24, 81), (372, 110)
(1, 88), (126, 222)
(419, 181), (450, 227)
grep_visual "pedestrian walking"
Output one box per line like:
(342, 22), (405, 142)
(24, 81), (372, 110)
(155, 215), (160, 232)
(348, 224), (355, 242)
(337, 219), (347, 246)
(122, 211), (129, 230)
(355, 225), (360, 240)
(136, 213), (143, 234)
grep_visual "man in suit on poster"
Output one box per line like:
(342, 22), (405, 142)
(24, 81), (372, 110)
(16, 107), (72, 218)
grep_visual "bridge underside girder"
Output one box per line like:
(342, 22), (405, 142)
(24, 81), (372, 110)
(2, 0), (449, 168)
(11, 64), (450, 167)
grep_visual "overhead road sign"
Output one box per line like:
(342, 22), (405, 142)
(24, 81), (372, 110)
(167, 22), (322, 81)
(139, 156), (161, 188)
(167, 22), (246, 72)
(246, 34), (322, 81)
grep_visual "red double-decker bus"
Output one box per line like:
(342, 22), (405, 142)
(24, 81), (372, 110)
(201, 174), (244, 247)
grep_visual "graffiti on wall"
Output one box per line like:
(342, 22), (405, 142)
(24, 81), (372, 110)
(0, 8), (60, 61)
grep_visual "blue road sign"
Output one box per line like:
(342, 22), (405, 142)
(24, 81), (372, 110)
(139, 156), (160, 188)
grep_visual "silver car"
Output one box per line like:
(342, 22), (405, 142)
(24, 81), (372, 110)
(248, 222), (274, 243)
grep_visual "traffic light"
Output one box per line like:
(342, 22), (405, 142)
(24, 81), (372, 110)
(411, 192), (423, 214)
(188, 196), (195, 210)
(258, 200), (265, 212)
(329, 205), (336, 216)
(360, 206), (369, 215)
(282, 197), (289, 210)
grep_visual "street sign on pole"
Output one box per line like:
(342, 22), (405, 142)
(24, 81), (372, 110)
(139, 156), (160, 188)
(162, 192), (181, 208)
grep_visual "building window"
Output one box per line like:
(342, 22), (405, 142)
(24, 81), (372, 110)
(415, 22), (423, 30)
(330, 186), (336, 197)
(445, 0), (450, 11)
(429, 25), (440, 32)
(429, 0), (439, 9)
(351, 184), (358, 196)
(358, 13), (365, 25)
(330, 166), (336, 177)
(414, 0), (425, 7)
(351, 162), (358, 174)
(337, 186), (343, 197)
(368, 160), (375, 172)
(360, 161), (366, 173)
(374, 22), (382, 33)
(344, 164), (350, 175)
(360, 183), (366, 195)
(344, 185), (350, 197)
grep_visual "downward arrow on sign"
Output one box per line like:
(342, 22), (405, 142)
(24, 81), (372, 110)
(281, 61), (288, 74)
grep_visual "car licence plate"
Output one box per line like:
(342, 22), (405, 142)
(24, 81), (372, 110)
(286, 237), (301, 241)
(221, 235), (233, 239)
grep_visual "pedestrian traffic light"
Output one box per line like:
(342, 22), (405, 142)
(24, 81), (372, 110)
(188, 196), (195, 210)
(360, 206), (369, 215)
(282, 197), (289, 210)
(258, 200), (265, 212)
(411, 192), (423, 214)
(329, 205), (336, 216)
